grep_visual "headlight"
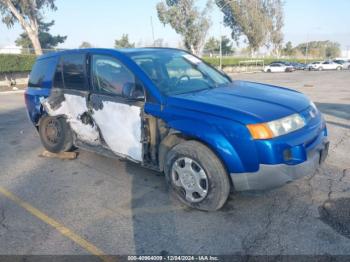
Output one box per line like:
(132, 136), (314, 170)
(247, 113), (306, 140)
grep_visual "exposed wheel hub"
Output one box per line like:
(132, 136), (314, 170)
(171, 157), (209, 203)
(180, 171), (196, 189)
(45, 119), (61, 144)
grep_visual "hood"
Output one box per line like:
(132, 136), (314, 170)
(165, 80), (311, 124)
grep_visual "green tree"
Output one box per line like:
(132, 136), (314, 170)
(268, 0), (284, 57)
(0, 0), (57, 55)
(15, 19), (66, 52)
(114, 34), (135, 48)
(156, 0), (212, 55)
(216, 0), (284, 55)
(221, 36), (234, 55)
(79, 41), (93, 48)
(295, 41), (341, 58)
(204, 37), (220, 54)
(324, 42), (341, 58)
(204, 36), (234, 55)
(282, 41), (294, 56)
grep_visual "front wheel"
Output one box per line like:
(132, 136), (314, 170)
(39, 116), (73, 153)
(164, 141), (230, 211)
(336, 66), (342, 71)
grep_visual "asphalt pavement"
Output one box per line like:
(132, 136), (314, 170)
(0, 70), (349, 256)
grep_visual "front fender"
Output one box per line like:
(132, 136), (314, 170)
(167, 119), (245, 173)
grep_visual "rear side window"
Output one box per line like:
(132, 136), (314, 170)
(53, 54), (86, 90)
(29, 58), (56, 87)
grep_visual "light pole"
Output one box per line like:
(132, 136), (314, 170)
(150, 16), (155, 46)
(220, 21), (223, 70)
(218, 1), (231, 70)
(304, 32), (310, 65)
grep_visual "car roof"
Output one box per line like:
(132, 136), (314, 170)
(37, 47), (187, 60)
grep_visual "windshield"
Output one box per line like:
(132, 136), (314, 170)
(129, 51), (231, 95)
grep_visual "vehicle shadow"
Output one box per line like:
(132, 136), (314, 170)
(126, 161), (186, 255)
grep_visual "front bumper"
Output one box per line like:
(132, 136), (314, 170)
(231, 140), (329, 191)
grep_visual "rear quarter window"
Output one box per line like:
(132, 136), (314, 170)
(62, 54), (86, 90)
(28, 57), (58, 88)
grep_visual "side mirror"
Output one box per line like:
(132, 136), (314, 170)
(122, 82), (145, 101)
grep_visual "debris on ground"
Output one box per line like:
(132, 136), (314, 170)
(39, 150), (78, 160)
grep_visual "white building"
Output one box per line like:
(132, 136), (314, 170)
(0, 45), (22, 54)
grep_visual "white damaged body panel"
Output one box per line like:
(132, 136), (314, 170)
(42, 93), (143, 162)
(42, 94), (101, 144)
(91, 101), (143, 162)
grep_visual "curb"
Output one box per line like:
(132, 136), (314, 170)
(0, 90), (25, 95)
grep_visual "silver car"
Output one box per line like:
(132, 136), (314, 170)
(333, 59), (350, 70)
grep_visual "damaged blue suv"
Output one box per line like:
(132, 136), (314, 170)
(25, 48), (329, 211)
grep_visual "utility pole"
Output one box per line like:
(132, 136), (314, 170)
(150, 16), (155, 47)
(220, 22), (223, 70)
(218, 1), (231, 70)
(305, 33), (309, 64)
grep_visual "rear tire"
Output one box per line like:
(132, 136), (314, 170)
(39, 116), (73, 153)
(164, 141), (230, 211)
(336, 66), (342, 71)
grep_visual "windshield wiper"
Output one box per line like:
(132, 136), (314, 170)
(172, 88), (211, 96)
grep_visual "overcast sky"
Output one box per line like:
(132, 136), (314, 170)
(0, 0), (349, 50)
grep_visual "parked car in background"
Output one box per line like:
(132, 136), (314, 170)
(333, 59), (350, 70)
(307, 61), (322, 70)
(290, 62), (307, 70)
(264, 63), (294, 73)
(308, 61), (343, 71)
(271, 61), (291, 65)
(25, 48), (328, 211)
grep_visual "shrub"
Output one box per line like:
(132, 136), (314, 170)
(0, 54), (36, 73)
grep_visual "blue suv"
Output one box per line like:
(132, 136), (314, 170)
(25, 48), (329, 211)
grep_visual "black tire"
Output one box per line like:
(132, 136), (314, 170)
(336, 66), (342, 71)
(39, 116), (73, 153)
(318, 67), (323, 71)
(164, 140), (230, 211)
(267, 69), (272, 73)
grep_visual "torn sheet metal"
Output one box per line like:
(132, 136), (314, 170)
(91, 101), (142, 162)
(42, 94), (100, 144)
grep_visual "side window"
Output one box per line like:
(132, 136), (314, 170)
(29, 58), (53, 87)
(62, 54), (86, 90)
(91, 55), (136, 95)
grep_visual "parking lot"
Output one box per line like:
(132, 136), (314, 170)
(0, 70), (349, 257)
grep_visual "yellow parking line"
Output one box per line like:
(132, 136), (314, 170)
(0, 186), (112, 262)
